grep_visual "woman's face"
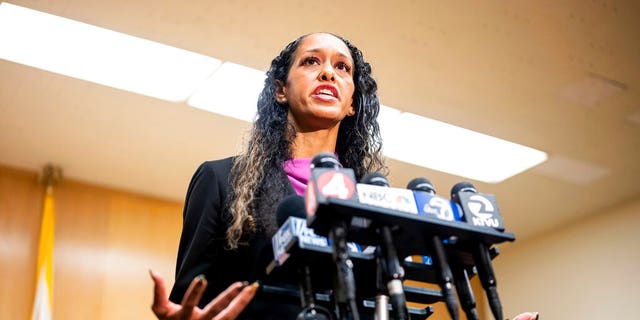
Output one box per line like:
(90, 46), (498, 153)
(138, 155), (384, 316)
(277, 33), (355, 131)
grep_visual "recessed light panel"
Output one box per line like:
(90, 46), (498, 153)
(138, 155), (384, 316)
(188, 62), (264, 122)
(0, 3), (221, 101)
(379, 105), (548, 183)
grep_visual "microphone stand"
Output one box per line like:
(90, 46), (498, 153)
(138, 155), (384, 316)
(374, 250), (389, 320)
(473, 241), (503, 320)
(329, 221), (360, 320)
(429, 235), (460, 320)
(379, 226), (409, 320)
(450, 254), (479, 320)
(297, 265), (335, 320)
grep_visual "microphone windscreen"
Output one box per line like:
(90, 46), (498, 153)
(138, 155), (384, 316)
(450, 181), (477, 197)
(275, 194), (306, 227)
(407, 177), (436, 194)
(310, 152), (340, 169)
(361, 172), (390, 187)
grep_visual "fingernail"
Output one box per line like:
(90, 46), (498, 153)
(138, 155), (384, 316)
(247, 281), (260, 293)
(196, 274), (206, 284)
(235, 281), (250, 292)
(534, 312), (539, 320)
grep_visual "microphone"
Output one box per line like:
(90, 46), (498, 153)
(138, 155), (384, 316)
(451, 182), (503, 320)
(451, 182), (504, 231)
(306, 153), (360, 320)
(276, 194), (307, 226)
(406, 178), (460, 320)
(360, 172), (409, 320)
(451, 267), (479, 320)
(305, 152), (358, 218)
(274, 195), (335, 320)
(272, 196), (330, 267)
(408, 177), (458, 222)
(408, 178), (479, 320)
(406, 177), (435, 194)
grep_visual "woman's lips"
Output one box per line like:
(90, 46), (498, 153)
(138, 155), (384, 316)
(312, 85), (339, 102)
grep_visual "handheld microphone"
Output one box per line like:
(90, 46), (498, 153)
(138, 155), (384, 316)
(451, 182), (503, 320)
(406, 178), (460, 320)
(275, 195), (335, 320)
(306, 153), (360, 320)
(361, 172), (409, 320)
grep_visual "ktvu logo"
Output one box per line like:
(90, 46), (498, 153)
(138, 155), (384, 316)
(467, 194), (500, 228)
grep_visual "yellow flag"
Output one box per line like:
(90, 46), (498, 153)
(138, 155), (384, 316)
(31, 185), (55, 320)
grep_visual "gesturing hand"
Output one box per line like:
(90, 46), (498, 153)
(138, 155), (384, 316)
(150, 270), (258, 320)
(512, 311), (540, 320)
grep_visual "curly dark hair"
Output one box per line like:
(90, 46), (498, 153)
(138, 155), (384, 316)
(226, 33), (386, 249)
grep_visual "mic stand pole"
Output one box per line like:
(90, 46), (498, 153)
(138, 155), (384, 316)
(374, 247), (389, 320)
(297, 265), (335, 320)
(429, 235), (460, 320)
(473, 242), (503, 320)
(379, 226), (409, 320)
(450, 254), (479, 320)
(329, 221), (360, 320)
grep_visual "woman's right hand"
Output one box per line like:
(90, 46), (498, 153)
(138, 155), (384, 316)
(150, 270), (258, 320)
(512, 312), (540, 320)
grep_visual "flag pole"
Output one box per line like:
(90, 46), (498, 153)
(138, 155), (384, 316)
(31, 164), (62, 320)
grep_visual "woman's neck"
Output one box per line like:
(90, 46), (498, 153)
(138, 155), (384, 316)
(290, 128), (339, 159)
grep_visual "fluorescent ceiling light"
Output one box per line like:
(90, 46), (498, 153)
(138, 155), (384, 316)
(0, 3), (546, 183)
(379, 105), (547, 183)
(188, 62), (265, 122)
(0, 2), (221, 102)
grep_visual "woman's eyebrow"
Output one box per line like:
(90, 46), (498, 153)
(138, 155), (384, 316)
(303, 48), (352, 60)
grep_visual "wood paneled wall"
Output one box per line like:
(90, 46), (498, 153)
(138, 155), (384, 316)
(0, 165), (182, 319)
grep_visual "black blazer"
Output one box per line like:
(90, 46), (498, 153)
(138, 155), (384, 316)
(169, 157), (299, 319)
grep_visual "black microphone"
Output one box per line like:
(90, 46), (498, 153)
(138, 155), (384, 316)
(361, 172), (409, 320)
(276, 194), (307, 226)
(407, 177), (480, 320)
(275, 195), (335, 320)
(311, 152), (342, 169)
(406, 177), (435, 195)
(307, 153), (360, 320)
(405, 177), (459, 320)
(451, 182), (503, 320)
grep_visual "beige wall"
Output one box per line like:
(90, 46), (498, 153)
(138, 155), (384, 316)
(493, 197), (640, 319)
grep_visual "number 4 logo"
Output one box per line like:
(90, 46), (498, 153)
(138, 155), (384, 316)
(317, 171), (355, 200)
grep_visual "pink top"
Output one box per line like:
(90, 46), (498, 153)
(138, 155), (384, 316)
(283, 158), (312, 195)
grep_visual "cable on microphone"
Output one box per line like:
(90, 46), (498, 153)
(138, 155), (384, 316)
(362, 172), (409, 320)
(451, 181), (503, 320)
(407, 177), (460, 320)
(309, 153), (360, 320)
(275, 195), (336, 320)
